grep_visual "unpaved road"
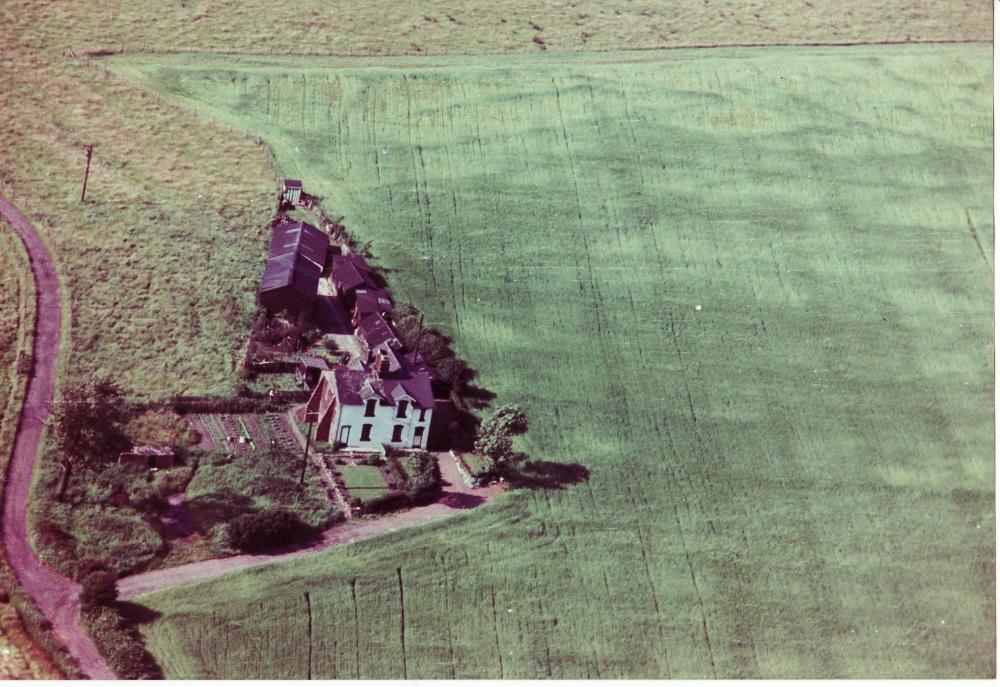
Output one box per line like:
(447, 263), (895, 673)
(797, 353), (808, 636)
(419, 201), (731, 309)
(119, 454), (503, 599)
(0, 195), (115, 679)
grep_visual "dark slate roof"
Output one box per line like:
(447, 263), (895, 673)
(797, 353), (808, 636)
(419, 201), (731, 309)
(268, 221), (328, 270)
(356, 313), (399, 350)
(382, 373), (435, 409)
(331, 366), (435, 409)
(284, 179), (302, 189)
(298, 355), (330, 370)
(261, 252), (321, 297)
(353, 289), (393, 318)
(329, 254), (376, 292)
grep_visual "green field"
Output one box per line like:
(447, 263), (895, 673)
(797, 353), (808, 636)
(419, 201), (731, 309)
(338, 466), (391, 502)
(110, 45), (994, 678)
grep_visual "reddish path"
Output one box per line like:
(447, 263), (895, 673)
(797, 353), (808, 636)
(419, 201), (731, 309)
(0, 195), (115, 679)
(119, 454), (503, 599)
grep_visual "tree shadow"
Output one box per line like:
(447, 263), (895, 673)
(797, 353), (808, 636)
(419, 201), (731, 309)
(184, 492), (254, 533)
(504, 460), (590, 491)
(438, 491), (487, 509)
(116, 601), (162, 626)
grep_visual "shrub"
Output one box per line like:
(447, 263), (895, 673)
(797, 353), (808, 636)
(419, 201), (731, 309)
(361, 490), (409, 514)
(75, 558), (108, 582)
(405, 451), (442, 501)
(227, 509), (313, 552)
(80, 571), (118, 609)
(81, 606), (161, 679)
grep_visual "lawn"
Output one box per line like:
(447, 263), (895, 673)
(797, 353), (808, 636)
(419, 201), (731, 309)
(112, 45), (994, 679)
(337, 465), (391, 503)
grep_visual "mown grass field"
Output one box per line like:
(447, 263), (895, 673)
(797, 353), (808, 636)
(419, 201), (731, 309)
(108, 45), (995, 678)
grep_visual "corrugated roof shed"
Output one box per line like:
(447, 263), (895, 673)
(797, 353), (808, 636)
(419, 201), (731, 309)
(268, 221), (328, 270)
(261, 252), (321, 297)
(330, 254), (376, 293)
(356, 313), (399, 350)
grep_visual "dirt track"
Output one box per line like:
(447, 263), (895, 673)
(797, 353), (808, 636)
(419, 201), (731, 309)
(119, 454), (503, 599)
(0, 195), (115, 679)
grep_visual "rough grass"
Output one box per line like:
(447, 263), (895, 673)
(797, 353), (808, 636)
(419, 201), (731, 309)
(22, 1), (994, 56)
(185, 449), (340, 535)
(113, 45), (995, 678)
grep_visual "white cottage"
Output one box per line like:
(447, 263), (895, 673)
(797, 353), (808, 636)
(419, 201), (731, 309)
(305, 359), (435, 449)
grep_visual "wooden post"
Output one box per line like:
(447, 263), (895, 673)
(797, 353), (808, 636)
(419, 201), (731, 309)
(412, 313), (425, 360)
(300, 421), (314, 485)
(80, 144), (94, 202)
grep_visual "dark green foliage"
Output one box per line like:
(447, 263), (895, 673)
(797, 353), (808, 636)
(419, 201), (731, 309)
(50, 377), (131, 497)
(360, 490), (410, 515)
(474, 405), (528, 471)
(227, 509), (314, 552)
(404, 451), (441, 502)
(80, 571), (118, 609)
(82, 606), (162, 679)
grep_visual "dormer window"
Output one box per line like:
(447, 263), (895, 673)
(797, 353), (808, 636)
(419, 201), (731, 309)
(396, 400), (409, 418)
(364, 399), (377, 417)
(378, 356), (390, 374)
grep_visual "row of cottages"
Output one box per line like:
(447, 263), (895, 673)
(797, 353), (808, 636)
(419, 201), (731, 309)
(306, 254), (450, 451)
(259, 220), (330, 314)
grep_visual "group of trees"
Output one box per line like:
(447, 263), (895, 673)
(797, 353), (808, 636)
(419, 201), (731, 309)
(50, 377), (130, 500)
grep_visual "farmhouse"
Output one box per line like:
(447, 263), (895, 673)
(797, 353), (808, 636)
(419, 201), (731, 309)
(282, 178), (302, 205)
(305, 363), (435, 449)
(259, 220), (329, 314)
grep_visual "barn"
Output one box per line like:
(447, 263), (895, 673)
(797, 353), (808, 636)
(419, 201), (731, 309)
(259, 220), (329, 314)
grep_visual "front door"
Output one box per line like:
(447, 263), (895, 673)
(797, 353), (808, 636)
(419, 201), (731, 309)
(411, 426), (425, 448)
(339, 425), (351, 445)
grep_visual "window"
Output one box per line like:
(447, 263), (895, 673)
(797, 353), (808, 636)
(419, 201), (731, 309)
(396, 400), (409, 418)
(419, 408), (427, 422)
(361, 424), (373, 441)
(391, 425), (403, 442)
(364, 399), (377, 417)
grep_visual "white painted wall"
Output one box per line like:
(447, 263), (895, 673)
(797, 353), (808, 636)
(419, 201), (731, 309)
(331, 397), (432, 449)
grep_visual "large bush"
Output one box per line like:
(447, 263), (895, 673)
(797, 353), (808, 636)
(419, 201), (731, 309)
(227, 509), (313, 552)
(82, 606), (161, 679)
(80, 571), (118, 609)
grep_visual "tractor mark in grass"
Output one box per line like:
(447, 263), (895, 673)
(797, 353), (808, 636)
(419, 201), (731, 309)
(439, 553), (457, 678)
(303, 591), (314, 680)
(672, 503), (718, 678)
(396, 567), (407, 679)
(349, 577), (360, 678)
(966, 208), (992, 270)
(622, 484), (673, 678)
(489, 585), (505, 679)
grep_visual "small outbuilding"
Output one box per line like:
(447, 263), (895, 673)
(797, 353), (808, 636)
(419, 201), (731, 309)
(297, 355), (330, 389)
(118, 446), (176, 470)
(282, 179), (303, 205)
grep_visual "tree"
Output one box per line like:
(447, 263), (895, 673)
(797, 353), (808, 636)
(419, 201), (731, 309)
(80, 570), (118, 609)
(51, 377), (130, 500)
(474, 405), (528, 471)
